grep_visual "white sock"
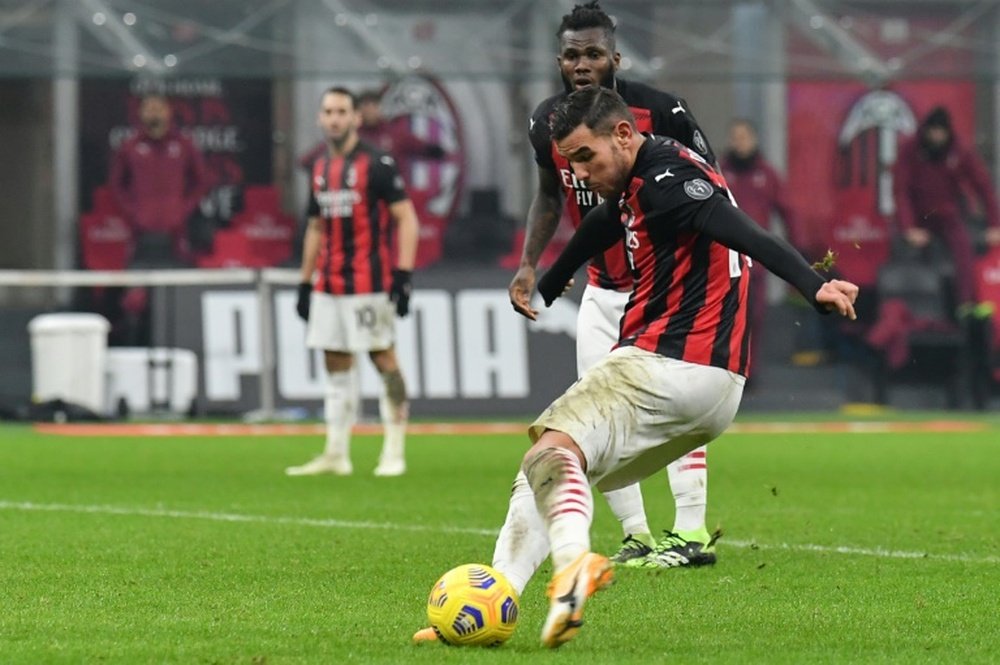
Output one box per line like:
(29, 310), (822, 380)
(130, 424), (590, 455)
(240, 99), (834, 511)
(322, 370), (356, 459)
(525, 447), (593, 572)
(377, 369), (408, 463)
(602, 483), (651, 537)
(491, 471), (549, 596)
(668, 446), (708, 533)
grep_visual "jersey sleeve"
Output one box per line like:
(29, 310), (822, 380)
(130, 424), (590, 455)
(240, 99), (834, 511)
(638, 161), (722, 232)
(651, 94), (717, 165)
(529, 102), (556, 170)
(372, 153), (409, 204)
(694, 197), (828, 311)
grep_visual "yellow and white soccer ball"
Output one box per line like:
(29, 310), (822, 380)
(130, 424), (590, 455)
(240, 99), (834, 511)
(426, 563), (519, 646)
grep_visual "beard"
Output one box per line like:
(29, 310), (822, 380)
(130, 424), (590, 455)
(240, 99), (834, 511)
(920, 136), (952, 162)
(328, 130), (352, 151)
(725, 149), (758, 172)
(142, 118), (165, 135)
(561, 68), (616, 94)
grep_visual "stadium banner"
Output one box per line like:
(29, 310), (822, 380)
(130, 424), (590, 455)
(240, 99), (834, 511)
(79, 77), (274, 225)
(785, 12), (978, 287)
(155, 268), (581, 417)
(786, 80), (975, 288)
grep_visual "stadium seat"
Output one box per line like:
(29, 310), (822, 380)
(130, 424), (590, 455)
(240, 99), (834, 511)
(866, 244), (966, 408)
(229, 210), (294, 266)
(970, 246), (1000, 408)
(241, 185), (281, 213)
(198, 185), (294, 268)
(80, 211), (132, 271)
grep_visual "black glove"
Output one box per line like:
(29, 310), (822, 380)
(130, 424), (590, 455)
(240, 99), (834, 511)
(536, 270), (567, 308)
(390, 269), (412, 317)
(297, 282), (312, 321)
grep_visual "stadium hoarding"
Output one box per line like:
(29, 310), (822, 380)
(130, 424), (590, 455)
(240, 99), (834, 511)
(155, 267), (581, 417)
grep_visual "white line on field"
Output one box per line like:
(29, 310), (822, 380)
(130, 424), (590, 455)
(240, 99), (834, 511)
(0, 500), (498, 537)
(1, 500), (996, 565)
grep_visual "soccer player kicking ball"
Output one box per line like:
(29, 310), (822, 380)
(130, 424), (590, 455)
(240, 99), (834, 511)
(511, 1), (725, 567)
(416, 86), (859, 648)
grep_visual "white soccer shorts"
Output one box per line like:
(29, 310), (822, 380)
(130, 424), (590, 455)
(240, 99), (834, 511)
(576, 283), (631, 376)
(305, 291), (396, 353)
(529, 346), (745, 492)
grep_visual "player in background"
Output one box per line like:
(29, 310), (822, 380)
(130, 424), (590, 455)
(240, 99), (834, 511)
(286, 87), (419, 478)
(720, 118), (803, 372)
(893, 106), (1000, 316)
(508, 1), (721, 569)
(507, 87), (858, 648)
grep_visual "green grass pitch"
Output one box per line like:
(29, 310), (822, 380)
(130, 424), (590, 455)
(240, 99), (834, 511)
(1, 415), (998, 664)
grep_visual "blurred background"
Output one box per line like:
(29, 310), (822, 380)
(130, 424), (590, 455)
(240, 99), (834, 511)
(1, 0), (999, 419)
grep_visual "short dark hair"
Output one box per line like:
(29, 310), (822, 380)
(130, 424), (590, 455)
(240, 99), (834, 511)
(557, 2), (616, 45)
(550, 86), (635, 141)
(357, 89), (382, 105)
(923, 106), (952, 130)
(321, 86), (357, 109)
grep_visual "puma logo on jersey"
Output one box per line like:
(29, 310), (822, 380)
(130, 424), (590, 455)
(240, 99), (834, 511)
(654, 168), (674, 182)
(671, 102), (685, 115)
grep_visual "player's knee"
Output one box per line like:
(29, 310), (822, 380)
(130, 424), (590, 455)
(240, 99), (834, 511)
(521, 432), (586, 474)
(369, 348), (398, 373)
(324, 351), (353, 373)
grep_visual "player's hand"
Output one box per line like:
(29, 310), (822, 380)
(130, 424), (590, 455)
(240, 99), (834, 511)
(816, 279), (859, 320)
(904, 227), (931, 247)
(537, 271), (575, 308)
(985, 227), (1000, 247)
(390, 269), (412, 317)
(297, 282), (312, 322)
(509, 265), (538, 321)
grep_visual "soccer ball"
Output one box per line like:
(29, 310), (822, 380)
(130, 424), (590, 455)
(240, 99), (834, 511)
(426, 563), (519, 646)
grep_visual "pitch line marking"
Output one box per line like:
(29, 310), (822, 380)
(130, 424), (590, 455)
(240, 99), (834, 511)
(31, 420), (991, 437)
(1, 500), (996, 565)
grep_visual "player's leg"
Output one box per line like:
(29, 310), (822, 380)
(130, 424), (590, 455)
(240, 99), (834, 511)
(654, 448), (718, 566)
(634, 358), (743, 569)
(527, 349), (661, 648)
(287, 292), (357, 476)
(286, 350), (356, 475)
(524, 433), (613, 649)
(577, 285), (656, 563)
(491, 469), (550, 597)
(365, 291), (408, 476)
(370, 346), (408, 476)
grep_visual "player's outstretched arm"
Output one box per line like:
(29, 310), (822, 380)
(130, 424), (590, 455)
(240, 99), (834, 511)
(537, 202), (624, 307)
(510, 167), (564, 320)
(695, 197), (859, 315)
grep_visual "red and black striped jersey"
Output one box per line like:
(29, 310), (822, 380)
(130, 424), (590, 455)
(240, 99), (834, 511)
(306, 141), (408, 295)
(530, 78), (717, 291)
(613, 136), (752, 376)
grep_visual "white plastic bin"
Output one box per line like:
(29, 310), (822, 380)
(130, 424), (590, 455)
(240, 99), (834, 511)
(106, 347), (198, 415)
(28, 313), (111, 414)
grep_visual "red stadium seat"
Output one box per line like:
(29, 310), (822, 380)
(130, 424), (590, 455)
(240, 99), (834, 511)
(228, 210), (294, 266)
(198, 213), (294, 268)
(242, 185), (281, 214)
(80, 211), (132, 270)
(975, 246), (1000, 352)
